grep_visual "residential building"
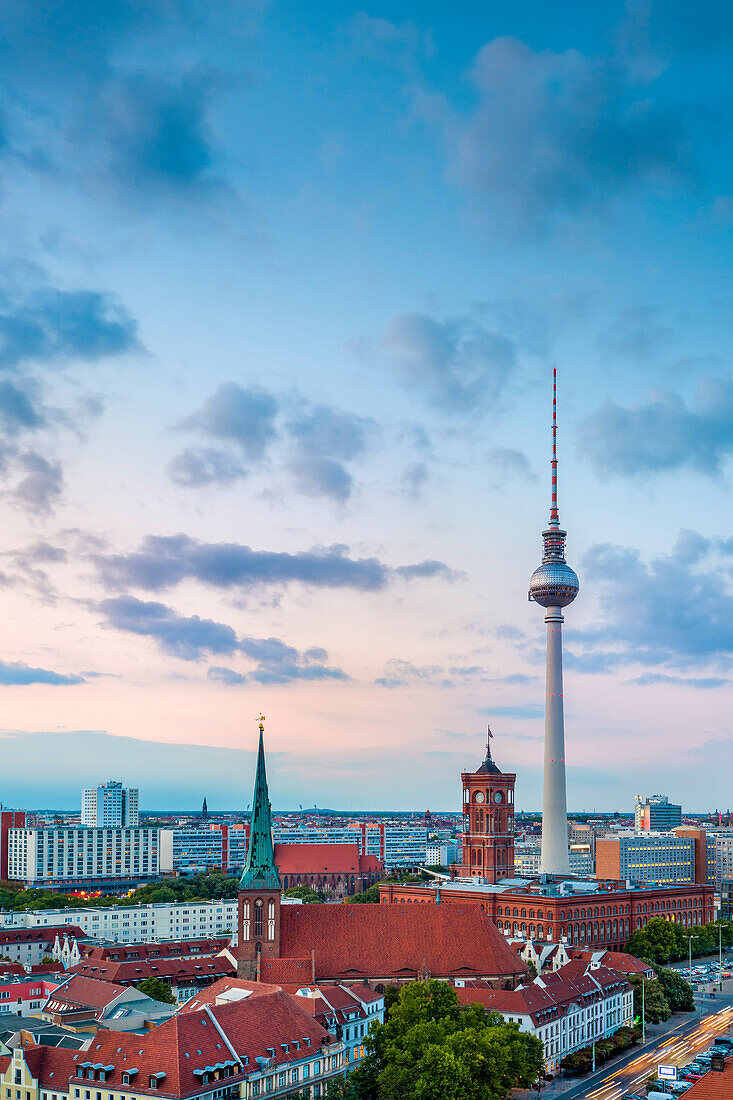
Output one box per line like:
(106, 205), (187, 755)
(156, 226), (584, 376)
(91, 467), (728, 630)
(0, 901), (239, 943)
(0, 975), (61, 1017)
(0, 812), (26, 882)
(52, 935), (229, 970)
(425, 842), (460, 866)
(0, 1044), (77, 1100)
(81, 783), (139, 828)
(6, 826), (172, 892)
(515, 842), (593, 878)
(75, 985), (347, 1099)
(634, 794), (682, 831)
(595, 831), (696, 885)
(180, 978), (385, 1075)
(455, 959), (633, 1073)
(65, 955), (236, 1005)
(0, 926), (85, 967)
(42, 973), (176, 1028)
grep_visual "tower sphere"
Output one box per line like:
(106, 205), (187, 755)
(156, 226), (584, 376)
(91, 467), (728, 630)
(528, 559), (579, 607)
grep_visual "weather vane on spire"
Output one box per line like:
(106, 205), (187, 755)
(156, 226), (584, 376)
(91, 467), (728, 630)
(257, 714), (266, 734)
(486, 724), (494, 761)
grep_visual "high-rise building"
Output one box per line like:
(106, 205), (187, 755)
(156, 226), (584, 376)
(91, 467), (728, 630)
(595, 832), (697, 886)
(634, 794), (682, 832)
(456, 730), (516, 882)
(81, 780), (139, 827)
(528, 370), (579, 875)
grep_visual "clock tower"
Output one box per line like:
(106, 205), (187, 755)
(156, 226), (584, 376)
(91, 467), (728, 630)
(456, 728), (515, 882)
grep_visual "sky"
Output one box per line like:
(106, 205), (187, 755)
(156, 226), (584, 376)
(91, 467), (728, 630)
(0, 0), (731, 813)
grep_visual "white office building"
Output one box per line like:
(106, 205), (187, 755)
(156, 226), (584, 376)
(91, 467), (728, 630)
(81, 781), (139, 827)
(6, 826), (171, 891)
(0, 899), (238, 942)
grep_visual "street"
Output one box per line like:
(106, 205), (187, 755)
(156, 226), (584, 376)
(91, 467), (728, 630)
(518, 980), (733, 1099)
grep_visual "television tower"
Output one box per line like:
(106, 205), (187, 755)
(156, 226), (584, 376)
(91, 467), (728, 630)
(528, 369), (579, 875)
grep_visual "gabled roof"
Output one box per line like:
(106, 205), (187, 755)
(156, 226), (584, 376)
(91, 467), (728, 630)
(273, 843), (361, 875)
(178, 978), (282, 1012)
(83, 990), (333, 1097)
(66, 956), (235, 985)
(22, 1045), (80, 1087)
(46, 974), (128, 1012)
(81, 939), (228, 962)
(0, 926), (85, 946)
(273, 904), (527, 981)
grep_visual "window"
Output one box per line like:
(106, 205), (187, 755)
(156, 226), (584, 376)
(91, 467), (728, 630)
(278, 1073), (286, 1088)
(254, 900), (264, 938)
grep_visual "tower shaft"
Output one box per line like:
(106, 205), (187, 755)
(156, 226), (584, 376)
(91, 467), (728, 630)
(540, 607), (570, 874)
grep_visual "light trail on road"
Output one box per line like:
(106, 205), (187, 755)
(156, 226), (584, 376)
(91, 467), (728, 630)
(583, 1006), (733, 1100)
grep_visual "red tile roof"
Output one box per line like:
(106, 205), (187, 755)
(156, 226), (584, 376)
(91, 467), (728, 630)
(81, 939), (229, 962)
(683, 1056), (733, 1098)
(274, 903), (528, 981)
(0, 926), (85, 946)
(178, 978), (283, 1012)
(259, 958), (315, 985)
(66, 955), (235, 985)
(274, 843), (362, 874)
(0, 962), (26, 976)
(22, 1046), (80, 1087)
(46, 973), (128, 1011)
(82, 990), (334, 1098)
(0, 1058), (10, 1077)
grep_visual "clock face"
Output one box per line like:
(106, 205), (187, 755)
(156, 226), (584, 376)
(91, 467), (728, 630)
(493, 792), (503, 803)
(474, 792), (485, 803)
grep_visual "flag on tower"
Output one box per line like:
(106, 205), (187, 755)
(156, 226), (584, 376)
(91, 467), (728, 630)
(487, 725), (493, 738)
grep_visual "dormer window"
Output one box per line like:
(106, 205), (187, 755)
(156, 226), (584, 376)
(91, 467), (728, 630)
(122, 1075), (130, 1086)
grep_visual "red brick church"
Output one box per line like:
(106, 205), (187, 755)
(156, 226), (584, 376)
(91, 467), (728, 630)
(237, 721), (528, 991)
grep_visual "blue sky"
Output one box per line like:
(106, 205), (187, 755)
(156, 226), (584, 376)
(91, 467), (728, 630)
(0, 0), (731, 812)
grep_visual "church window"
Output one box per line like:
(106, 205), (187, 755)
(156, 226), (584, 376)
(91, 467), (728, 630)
(268, 899), (275, 940)
(254, 899), (263, 937)
(242, 900), (250, 940)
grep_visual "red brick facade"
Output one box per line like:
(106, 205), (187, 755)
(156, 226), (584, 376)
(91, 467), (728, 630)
(455, 749), (516, 882)
(379, 880), (715, 952)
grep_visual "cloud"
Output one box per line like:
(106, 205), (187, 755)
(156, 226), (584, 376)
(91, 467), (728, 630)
(421, 35), (691, 234)
(93, 533), (455, 595)
(11, 451), (64, 513)
(374, 658), (486, 690)
(0, 282), (140, 371)
(621, 0), (733, 60)
(578, 376), (733, 478)
(97, 594), (348, 681)
(597, 306), (676, 361)
(99, 596), (241, 660)
(380, 312), (517, 412)
(399, 461), (429, 501)
(168, 446), (248, 488)
(286, 404), (375, 502)
(0, 659), (83, 685)
(574, 533), (733, 668)
(181, 382), (279, 459)
(486, 447), (536, 486)
(628, 672), (728, 688)
(478, 704), (545, 719)
(0, 380), (45, 433)
(103, 73), (224, 196)
(347, 12), (433, 71)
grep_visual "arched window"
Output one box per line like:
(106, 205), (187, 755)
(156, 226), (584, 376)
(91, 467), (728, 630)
(242, 899), (250, 940)
(521, 909), (526, 918)
(268, 899), (275, 940)
(254, 899), (264, 937)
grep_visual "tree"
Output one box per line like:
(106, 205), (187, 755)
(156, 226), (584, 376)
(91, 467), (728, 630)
(347, 979), (544, 1100)
(283, 886), (324, 904)
(630, 975), (670, 1024)
(136, 977), (176, 1005)
(350, 885), (381, 904)
(626, 917), (681, 966)
(656, 967), (694, 1012)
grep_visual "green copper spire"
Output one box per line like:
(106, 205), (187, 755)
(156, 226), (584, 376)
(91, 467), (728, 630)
(239, 717), (281, 891)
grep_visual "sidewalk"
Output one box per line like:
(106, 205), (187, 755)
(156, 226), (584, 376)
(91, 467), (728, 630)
(514, 982), (733, 1099)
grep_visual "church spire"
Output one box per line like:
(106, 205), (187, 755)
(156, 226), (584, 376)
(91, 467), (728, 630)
(239, 716), (280, 891)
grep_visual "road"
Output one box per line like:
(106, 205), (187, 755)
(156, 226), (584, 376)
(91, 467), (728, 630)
(517, 983), (733, 1099)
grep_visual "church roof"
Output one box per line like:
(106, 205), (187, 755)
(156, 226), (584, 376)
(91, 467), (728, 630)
(239, 725), (280, 892)
(261, 904), (528, 983)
